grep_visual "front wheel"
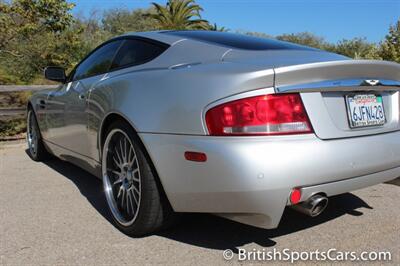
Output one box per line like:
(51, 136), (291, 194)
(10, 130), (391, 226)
(27, 109), (50, 161)
(102, 121), (174, 236)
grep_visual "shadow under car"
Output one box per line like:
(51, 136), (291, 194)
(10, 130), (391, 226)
(37, 152), (373, 252)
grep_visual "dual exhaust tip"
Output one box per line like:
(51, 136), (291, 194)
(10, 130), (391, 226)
(290, 193), (329, 217)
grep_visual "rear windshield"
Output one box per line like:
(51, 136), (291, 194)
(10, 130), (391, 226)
(163, 31), (315, 51)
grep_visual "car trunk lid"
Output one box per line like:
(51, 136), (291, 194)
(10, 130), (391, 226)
(274, 60), (400, 140)
(223, 50), (400, 140)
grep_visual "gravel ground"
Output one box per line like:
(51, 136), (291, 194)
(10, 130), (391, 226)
(1, 142), (399, 265)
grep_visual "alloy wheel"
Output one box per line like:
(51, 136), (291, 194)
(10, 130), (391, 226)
(27, 110), (38, 157)
(102, 129), (141, 226)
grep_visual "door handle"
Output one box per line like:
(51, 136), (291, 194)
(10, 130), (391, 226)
(38, 100), (46, 109)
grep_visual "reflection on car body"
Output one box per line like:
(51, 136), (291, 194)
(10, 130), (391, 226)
(27, 30), (400, 236)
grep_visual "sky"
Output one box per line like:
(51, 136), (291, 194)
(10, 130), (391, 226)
(72, 0), (400, 43)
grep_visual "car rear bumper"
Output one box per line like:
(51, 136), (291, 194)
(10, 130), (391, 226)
(139, 131), (400, 229)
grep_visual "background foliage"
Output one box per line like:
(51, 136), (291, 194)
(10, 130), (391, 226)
(0, 0), (398, 138)
(0, 0), (399, 85)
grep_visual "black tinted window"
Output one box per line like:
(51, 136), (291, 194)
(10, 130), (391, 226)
(164, 31), (314, 51)
(73, 40), (122, 80)
(111, 39), (166, 69)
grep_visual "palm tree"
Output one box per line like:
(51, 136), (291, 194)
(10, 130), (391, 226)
(209, 23), (229, 32)
(147, 0), (210, 30)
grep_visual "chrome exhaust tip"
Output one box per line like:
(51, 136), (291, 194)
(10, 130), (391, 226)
(291, 194), (328, 217)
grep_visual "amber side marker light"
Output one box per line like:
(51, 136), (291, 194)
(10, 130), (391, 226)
(184, 151), (207, 162)
(290, 188), (302, 204)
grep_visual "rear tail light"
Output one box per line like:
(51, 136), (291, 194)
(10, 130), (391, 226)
(205, 93), (313, 136)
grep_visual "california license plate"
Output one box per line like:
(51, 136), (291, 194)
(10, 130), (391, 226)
(346, 94), (385, 128)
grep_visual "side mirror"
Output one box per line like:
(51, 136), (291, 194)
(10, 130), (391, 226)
(44, 66), (66, 83)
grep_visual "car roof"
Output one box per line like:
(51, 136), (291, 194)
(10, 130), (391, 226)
(120, 31), (184, 45)
(120, 30), (317, 52)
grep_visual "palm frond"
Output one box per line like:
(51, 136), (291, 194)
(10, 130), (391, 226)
(147, 0), (209, 30)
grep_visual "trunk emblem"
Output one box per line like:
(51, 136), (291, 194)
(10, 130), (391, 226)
(362, 79), (380, 86)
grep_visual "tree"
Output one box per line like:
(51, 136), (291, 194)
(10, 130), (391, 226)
(73, 11), (109, 60)
(246, 31), (382, 60)
(276, 32), (335, 51)
(147, 0), (209, 30)
(0, 0), (75, 49)
(209, 23), (229, 32)
(334, 38), (381, 59)
(0, 0), (81, 82)
(102, 8), (159, 35)
(380, 20), (400, 63)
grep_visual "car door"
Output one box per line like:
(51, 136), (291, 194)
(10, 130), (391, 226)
(45, 40), (123, 158)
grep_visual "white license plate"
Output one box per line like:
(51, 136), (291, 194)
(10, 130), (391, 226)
(346, 94), (385, 128)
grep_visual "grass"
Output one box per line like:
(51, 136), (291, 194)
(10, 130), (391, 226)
(0, 91), (32, 108)
(0, 91), (31, 139)
(0, 117), (26, 139)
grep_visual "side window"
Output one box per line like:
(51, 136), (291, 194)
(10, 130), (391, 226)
(73, 40), (123, 81)
(111, 39), (166, 69)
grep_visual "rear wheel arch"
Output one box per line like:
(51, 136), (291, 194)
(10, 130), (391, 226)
(99, 112), (140, 155)
(98, 113), (175, 211)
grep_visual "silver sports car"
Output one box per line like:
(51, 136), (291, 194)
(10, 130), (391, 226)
(27, 30), (400, 236)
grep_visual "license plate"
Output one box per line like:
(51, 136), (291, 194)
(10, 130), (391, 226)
(345, 94), (385, 128)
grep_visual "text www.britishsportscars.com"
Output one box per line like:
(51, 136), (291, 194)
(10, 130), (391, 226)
(222, 248), (392, 263)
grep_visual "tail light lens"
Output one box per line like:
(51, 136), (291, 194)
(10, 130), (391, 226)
(205, 93), (313, 136)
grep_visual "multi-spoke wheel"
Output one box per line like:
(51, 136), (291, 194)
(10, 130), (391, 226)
(103, 129), (141, 226)
(27, 109), (50, 161)
(102, 121), (174, 236)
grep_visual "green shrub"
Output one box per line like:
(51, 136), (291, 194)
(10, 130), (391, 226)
(0, 68), (23, 85)
(0, 91), (32, 108)
(0, 117), (26, 138)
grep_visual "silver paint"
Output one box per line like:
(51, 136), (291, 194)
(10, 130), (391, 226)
(28, 31), (400, 229)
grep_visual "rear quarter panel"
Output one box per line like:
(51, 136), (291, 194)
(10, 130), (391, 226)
(87, 61), (275, 161)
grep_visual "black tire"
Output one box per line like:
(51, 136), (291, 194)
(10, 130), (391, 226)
(102, 120), (175, 236)
(27, 108), (51, 161)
